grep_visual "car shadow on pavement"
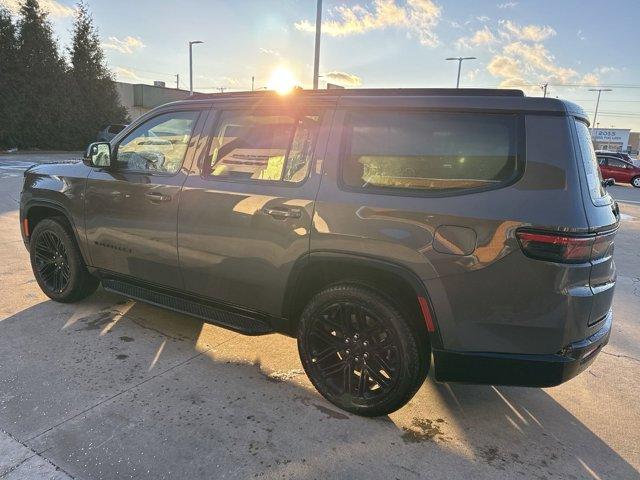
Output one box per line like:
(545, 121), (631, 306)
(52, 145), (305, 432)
(0, 292), (637, 480)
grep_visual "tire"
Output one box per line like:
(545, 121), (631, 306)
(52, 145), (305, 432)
(29, 217), (99, 303)
(632, 176), (640, 188)
(297, 283), (430, 417)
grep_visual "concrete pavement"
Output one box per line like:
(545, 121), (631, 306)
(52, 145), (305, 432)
(0, 155), (638, 479)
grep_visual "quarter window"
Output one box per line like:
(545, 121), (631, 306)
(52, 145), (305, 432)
(574, 120), (607, 204)
(341, 111), (519, 193)
(208, 111), (319, 183)
(116, 111), (199, 174)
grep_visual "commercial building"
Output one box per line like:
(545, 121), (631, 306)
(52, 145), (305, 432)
(116, 82), (191, 121)
(590, 128), (631, 152)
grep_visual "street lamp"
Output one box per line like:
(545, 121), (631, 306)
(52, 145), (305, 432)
(312, 0), (322, 89)
(445, 56), (476, 88)
(189, 40), (204, 96)
(588, 88), (612, 130)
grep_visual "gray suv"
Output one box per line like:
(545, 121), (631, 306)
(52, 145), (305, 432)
(20, 89), (618, 416)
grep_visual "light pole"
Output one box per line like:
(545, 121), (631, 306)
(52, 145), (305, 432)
(189, 40), (204, 96)
(445, 56), (476, 88)
(589, 88), (612, 130)
(312, 0), (322, 89)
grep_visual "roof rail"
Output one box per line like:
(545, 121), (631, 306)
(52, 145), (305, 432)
(190, 87), (525, 100)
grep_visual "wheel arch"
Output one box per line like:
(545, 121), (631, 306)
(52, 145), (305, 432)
(22, 200), (91, 266)
(282, 251), (443, 349)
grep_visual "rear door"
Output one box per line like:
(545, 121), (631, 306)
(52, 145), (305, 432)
(85, 107), (208, 289)
(606, 157), (633, 183)
(177, 102), (333, 316)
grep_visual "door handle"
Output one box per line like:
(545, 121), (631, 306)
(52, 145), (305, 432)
(262, 207), (302, 219)
(145, 192), (172, 203)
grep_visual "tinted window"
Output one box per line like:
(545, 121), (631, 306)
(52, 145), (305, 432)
(341, 111), (519, 193)
(574, 120), (606, 203)
(116, 111), (199, 174)
(208, 111), (320, 183)
(608, 158), (627, 169)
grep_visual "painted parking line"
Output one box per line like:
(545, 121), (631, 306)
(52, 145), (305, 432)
(616, 199), (640, 205)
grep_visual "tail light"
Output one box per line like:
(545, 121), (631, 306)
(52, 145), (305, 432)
(516, 229), (615, 264)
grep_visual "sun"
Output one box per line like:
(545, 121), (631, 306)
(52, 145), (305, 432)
(267, 68), (298, 95)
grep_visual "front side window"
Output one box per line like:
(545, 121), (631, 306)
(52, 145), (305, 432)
(116, 111), (199, 174)
(574, 119), (607, 204)
(208, 111), (320, 183)
(341, 111), (519, 194)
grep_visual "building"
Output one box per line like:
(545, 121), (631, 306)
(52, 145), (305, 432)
(628, 132), (640, 156)
(116, 82), (192, 121)
(590, 128), (631, 152)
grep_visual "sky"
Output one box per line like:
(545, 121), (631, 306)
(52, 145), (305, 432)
(2, 0), (640, 130)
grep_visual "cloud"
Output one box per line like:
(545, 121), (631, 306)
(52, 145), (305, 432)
(322, 71), (362, 86)
(1, 0), (74, 17)
(456, 26), (496, 49)
(499, 20), (556, 42)
(113, 67), (141, 81)
(466, 68), (480, 81)
(103, 36), (146, 54)
(488, 41), (600, 91)
(294, 0), (442, 47)
(476, 15), (490, 22)
(497, 1), (517, 8)
(259, 48), (281, 57)
(577, 29), (586, 41)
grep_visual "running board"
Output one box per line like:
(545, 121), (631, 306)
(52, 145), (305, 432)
(102, 278), (274, 335)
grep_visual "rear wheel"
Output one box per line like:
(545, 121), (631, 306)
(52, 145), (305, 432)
(632, 176), (640, 188)
(297, 284), (429, 417)
(29, 217), (99, 303)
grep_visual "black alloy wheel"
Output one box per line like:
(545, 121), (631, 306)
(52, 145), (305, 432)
(29, 217), (99, 303)
(298, 284), (429, 417)
(34, 230), (71, 293)
(306, 301), (401, 403)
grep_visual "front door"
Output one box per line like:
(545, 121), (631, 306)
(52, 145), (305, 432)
(178, 105), (332, 316)
(85, 108), (206, 289)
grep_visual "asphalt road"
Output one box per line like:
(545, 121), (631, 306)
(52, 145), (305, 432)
(0, 153), (638, 480)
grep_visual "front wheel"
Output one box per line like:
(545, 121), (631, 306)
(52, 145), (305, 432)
(632, 176), (640, 188)
(297, 284), (429, 417)
(29, 217), (99, 303)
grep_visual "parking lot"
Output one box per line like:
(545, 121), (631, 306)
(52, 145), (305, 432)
(0, 153), (638, 480)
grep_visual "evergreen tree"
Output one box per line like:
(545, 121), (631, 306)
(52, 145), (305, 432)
(0, 7), (19, 149)
(68, 2), (128, 147)
(15, 0), (70, 149)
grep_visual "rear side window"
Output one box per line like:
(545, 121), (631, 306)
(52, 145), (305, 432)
(341, 111), (520, 194)
(574, 120), (607, 205)
(208, 111), (320, 183)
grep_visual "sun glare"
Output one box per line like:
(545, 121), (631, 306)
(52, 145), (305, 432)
(267, 68), (297, 95)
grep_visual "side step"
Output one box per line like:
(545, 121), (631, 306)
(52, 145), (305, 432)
(102, 279), (274, 335)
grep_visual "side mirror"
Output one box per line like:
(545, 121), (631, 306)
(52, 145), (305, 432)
(602, 178), (615, 188)
(84, 142), (111, 168)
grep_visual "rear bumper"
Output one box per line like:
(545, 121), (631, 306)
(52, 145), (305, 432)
(433, 311), (612, 387)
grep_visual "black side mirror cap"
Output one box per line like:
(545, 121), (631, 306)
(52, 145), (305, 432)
(84, 142), (112, 168)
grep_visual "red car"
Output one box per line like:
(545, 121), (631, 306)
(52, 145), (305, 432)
(597, 154), (640, 188)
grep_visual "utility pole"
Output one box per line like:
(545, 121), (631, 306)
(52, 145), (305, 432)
(251, 76), (255, 92)
(541, 83), (548, 98)
(589, 88), (612, 130)
(312, 0), (322, 89)
(218, 87), (227, 93)
(176, 74), (180, 89)
(445, 57), (477, 88)
(189, 40), (204, 96)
